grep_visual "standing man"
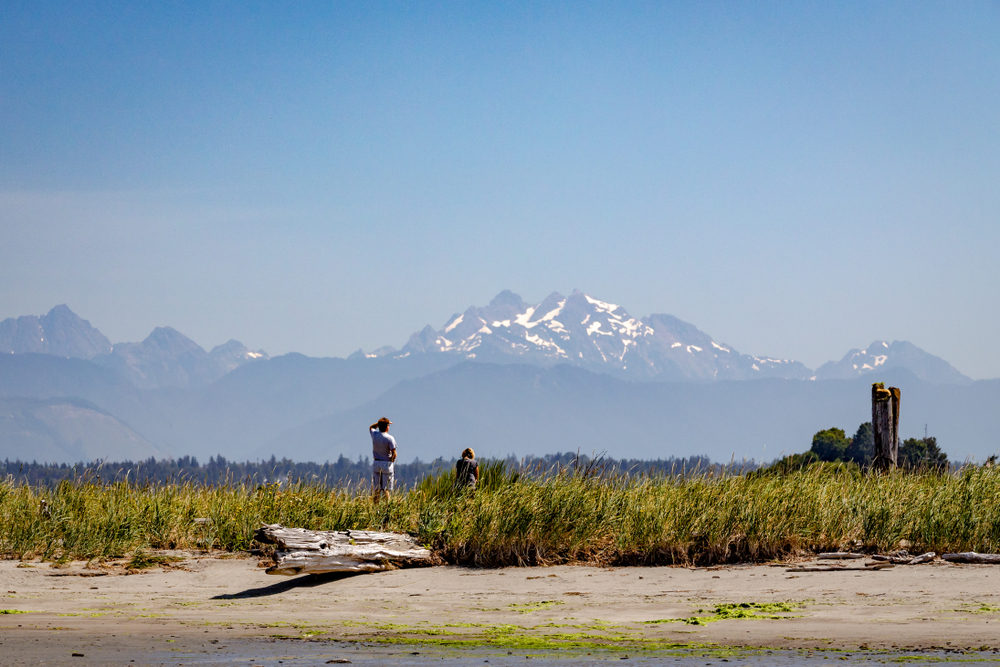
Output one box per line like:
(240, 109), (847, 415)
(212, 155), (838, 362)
(369, 417), (397, 502)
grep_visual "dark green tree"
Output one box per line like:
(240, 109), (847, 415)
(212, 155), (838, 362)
(764, 451), (820, 475)
(810, 427), (851, 462)
(845, 422), (874, 466)
(898, 436), (948, 470)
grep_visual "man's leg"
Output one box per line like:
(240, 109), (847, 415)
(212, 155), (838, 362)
(385, 467), (395, 500)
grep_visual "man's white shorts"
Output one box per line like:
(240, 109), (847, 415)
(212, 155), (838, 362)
(372, 461), (394, 491)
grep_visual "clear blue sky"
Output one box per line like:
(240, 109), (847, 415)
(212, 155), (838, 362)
(2, 2), (998, 377)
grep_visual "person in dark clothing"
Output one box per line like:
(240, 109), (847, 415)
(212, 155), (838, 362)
(455, 447), (479, 491)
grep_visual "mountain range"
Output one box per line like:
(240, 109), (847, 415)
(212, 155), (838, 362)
(392, 290), (813, 382)
(1, 307), (268, 389)
(0, 304), (112, 359)
(0, 294), (985, 464)
(814, 340), (973, 384)
(351, 290), (971, 385)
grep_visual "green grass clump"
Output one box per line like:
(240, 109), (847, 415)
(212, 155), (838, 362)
(2, 461), (1000, 565)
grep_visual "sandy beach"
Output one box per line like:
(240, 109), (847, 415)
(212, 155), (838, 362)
(2, 553), (1000, 665)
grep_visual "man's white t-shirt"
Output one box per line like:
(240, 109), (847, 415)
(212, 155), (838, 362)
(371, 428), (397, 468)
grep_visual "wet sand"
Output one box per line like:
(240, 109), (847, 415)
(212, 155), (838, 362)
(2, 554), (999, 664)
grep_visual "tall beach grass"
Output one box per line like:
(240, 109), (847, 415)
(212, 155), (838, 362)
(2, 461), (999, 566)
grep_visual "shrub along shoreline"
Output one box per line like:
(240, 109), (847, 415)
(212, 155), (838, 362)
(2, 461), (999, 567)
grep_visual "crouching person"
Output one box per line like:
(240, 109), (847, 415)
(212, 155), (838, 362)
(455, 447), (479, 492)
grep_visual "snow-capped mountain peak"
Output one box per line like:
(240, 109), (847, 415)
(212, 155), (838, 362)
(400, 290), (811, 381)
(398, 292), (967, 385)
(814, 340), (971, 384)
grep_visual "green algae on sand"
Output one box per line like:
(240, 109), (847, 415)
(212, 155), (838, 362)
(644, 601), (803, 626)
(508, 600), (565, 613)
(321, 618), (734, 653)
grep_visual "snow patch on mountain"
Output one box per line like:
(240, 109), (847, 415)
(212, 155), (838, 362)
(399, 290), (812, 382)
(814, 340), (971, 384)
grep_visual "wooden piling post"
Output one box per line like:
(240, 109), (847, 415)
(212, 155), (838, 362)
(871, 383), (900, 471)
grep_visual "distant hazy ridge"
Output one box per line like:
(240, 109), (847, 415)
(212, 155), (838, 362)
(0, 294), (987, 464)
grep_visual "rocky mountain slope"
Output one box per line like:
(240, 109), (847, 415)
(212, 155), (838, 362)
(2, 306), (268, 389)
(393, 290), (811, 381)
(93, 327), (268, 389)
(0, 305), (112, 359)
(814, 340), (971, 384)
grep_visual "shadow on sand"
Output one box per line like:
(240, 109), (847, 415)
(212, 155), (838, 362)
(211, 571), (364, 600)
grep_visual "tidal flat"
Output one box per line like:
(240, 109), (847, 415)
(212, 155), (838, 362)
(3, 636), (997, 666)
(2, 556), (1000, 665)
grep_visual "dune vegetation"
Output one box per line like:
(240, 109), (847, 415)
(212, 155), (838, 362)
(2, 460), (999, 567)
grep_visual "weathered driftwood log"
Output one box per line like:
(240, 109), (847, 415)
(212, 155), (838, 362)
(863, 562), (896, 570)
(786, 566), (882, 573)
(818, 552), (865, 559)
(254, 524), (435, 576)
(870, 551), (935, 564)
(908, 552), (937, 565)
(871, 554), (911, 564)
(941, 552), (1000, 564)
(872, 383), (900, 471)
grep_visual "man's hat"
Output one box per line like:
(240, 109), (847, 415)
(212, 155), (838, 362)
(377, 417), (392, 425)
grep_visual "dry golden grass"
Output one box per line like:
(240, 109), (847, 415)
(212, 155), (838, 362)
(3, 461), (998, 566)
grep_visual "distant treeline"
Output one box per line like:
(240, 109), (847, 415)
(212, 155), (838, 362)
(1, 452), (742, 488)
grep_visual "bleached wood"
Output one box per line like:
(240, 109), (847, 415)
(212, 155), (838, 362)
(786, 566), (880, 573)
(817, 552), (865, 559)
(941, 552), (1000, 564)
(907, 552), (937, 565)
(869, 552), (936, 564)
(871, 554), (912, 564)
(255, 524), (434, 576)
